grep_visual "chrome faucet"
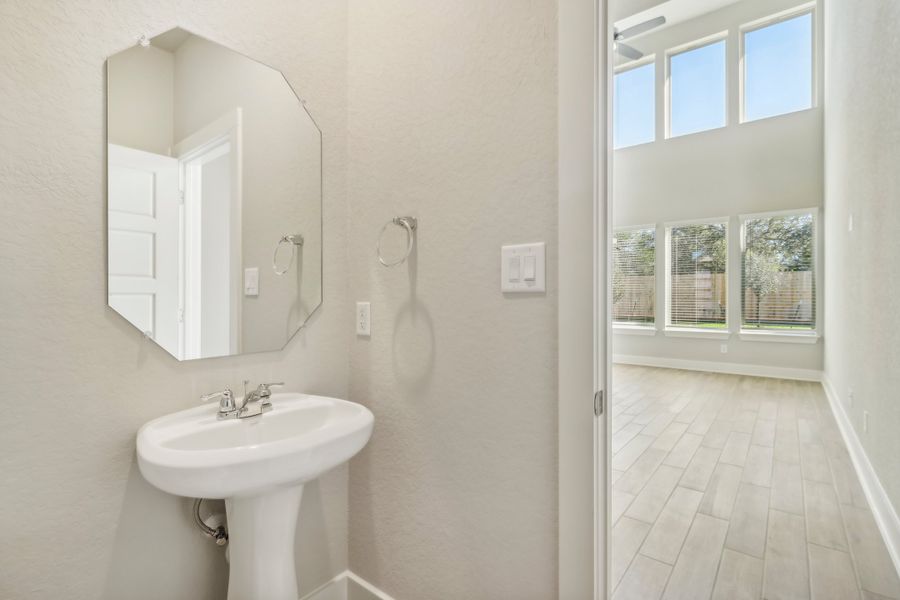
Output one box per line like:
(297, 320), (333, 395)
(200, 381), (284, 420)
(238, 380), (284, 418)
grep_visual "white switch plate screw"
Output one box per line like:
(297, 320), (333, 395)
(848, 389), (854, 408)
(720, 344), (728, 354)
(356, 302), (370, 336)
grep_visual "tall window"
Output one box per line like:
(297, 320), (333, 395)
(669, 39), (727, 138)
(668, 222), (728, 329)
(614, 62), (656, 149)
(613, 228), (656, 325)
(743, 11), (814, 122)
(741, 212), (815, 330)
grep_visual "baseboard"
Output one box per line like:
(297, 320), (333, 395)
(822, 374), (900, 578)
(300, 571), (396, 600)
(613, 354), (823, 382)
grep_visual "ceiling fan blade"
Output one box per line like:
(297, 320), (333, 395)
(616, 42), (644, 61)
(617, 15), (666, 40)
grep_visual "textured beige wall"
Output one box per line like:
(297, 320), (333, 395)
(346, 2), (559, 598)
(823, 0), (900, 512)
(0, 1), (350, 599)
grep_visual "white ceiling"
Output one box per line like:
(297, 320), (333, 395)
(615, 0), (742, 37)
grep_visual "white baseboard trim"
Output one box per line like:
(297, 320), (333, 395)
(612, 354), (823, 382)
(300, 570), (397, 600)
(822, 374), (900, 578)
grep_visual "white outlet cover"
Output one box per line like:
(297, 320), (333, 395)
(356, 302), (371, 336)
(501, 243), (546, 293)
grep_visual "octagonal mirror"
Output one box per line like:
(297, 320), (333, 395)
(106, 28), (322, 360)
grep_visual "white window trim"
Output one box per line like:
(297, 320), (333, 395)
(613, 54), (656, 75)
(739, 207), (820, 338)
(664, 217), (730, 332)
(665, 31), (729, 140)
(738, 330), (820, 344)
(613, 324), (658, 336)
(739, 3), (817, 124)
(664, 327), (731, 340)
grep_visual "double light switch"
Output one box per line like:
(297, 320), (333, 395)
(501, 242), (545, 293)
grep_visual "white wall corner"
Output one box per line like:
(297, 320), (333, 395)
(613, 354), (823, 382)
(300, 571), (397, 600)
(821, 375), (900, 579)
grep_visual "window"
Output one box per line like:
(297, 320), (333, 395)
(614, 62), (656, 149)
(668, 221), (728, 329)
(741, 212), (815, 331)
(613, 228), (656, 325)
(669, 39), (727, 138)
(743, 11), (814, 122)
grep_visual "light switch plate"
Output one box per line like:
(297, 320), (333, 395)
(501, 243), (545, 293)
(244, 267), (259, 296)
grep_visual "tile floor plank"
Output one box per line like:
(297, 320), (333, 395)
(808, 543), (861, 600)
(661, 513), (729, 600)
(625, 465), (684, 525)
(641, 487), (704, 565)
(698, 463), (743, 520)
(804, 479), (848, 551)
(711, 549), (763, 600)
(763, 509), (809, 600)
(613, 554), (672, 600)
(725, 483), (770, 558)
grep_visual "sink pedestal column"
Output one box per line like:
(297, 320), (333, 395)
(225, 484), (304, 600)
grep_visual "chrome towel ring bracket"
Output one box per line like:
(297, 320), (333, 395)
(273, 234), (304, 275)
(377, 216), (418, 267)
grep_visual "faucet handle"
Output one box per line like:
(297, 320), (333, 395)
(200, 389), (235, 412)
(256, 382), (284, 400)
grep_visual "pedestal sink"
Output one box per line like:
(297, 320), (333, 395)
(136, 393), (373, 600)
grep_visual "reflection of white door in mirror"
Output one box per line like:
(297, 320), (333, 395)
(108, 144), (180, 354)
(175, 109), (243, 360)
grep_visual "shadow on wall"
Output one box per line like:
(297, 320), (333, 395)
(101, 459), (227, 600)
(391, 244), (436, 396)
(102, 457), (340, 599)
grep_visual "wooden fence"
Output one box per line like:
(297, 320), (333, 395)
(613, 272), (814, 326)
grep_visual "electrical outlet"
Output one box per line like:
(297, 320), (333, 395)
(356, 302), (371, 336)
(863, 410), (869, 434)
(720, 343), (728, 354)
(847, 389), (854, 408)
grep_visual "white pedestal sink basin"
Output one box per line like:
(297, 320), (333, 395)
(137, 393), (373, 600)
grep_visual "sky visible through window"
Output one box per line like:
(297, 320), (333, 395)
(744, 13), (813, 121)
(670, 40), (727, 137)
(614, 62), (655, 149)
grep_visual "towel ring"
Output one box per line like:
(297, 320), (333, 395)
(273, 234), (304, 275)
(377, 216), (417, 267)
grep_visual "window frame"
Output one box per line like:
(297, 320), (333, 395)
(613, 56), (657, 150)
(738, 207), (820, 343)
(612, 224), (658, 334)
(739, 3), (817, 124)
(665, 32), (729, 140)
(663, 216), (731, 338)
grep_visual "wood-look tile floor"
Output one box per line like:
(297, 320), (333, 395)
(610, 365), (900, 600)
